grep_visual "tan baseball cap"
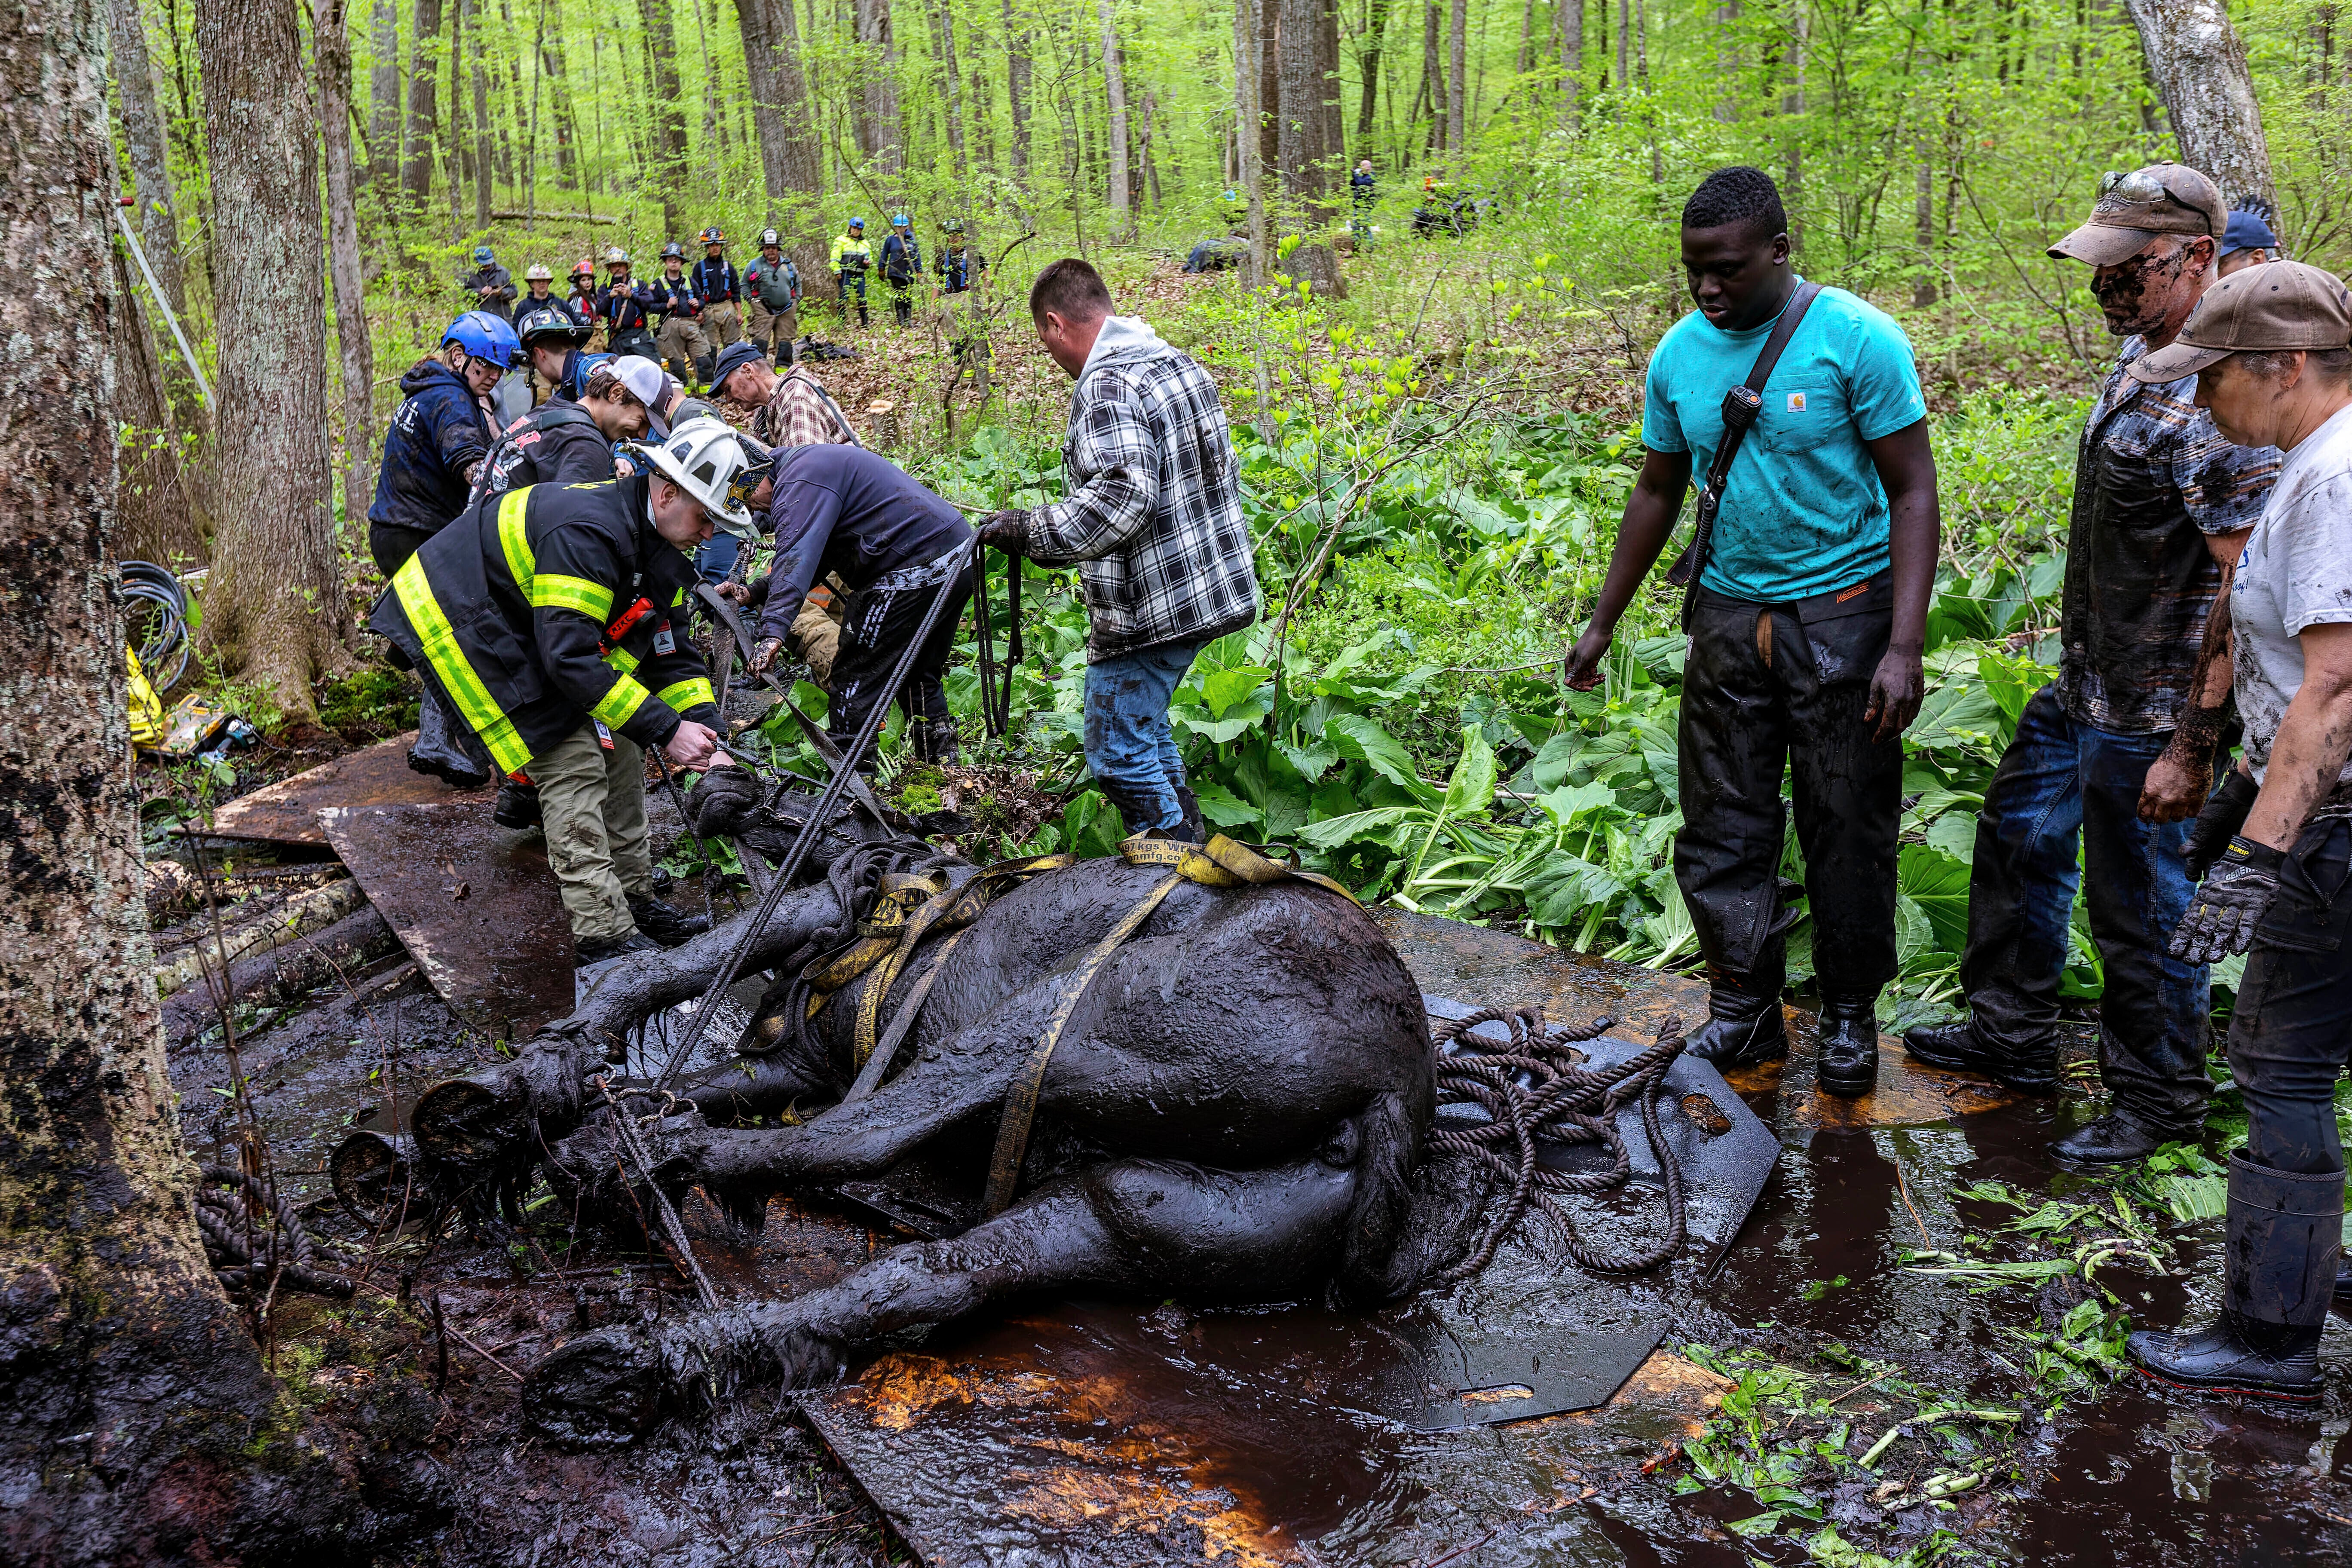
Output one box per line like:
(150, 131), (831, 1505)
(2128, 261), (2352, 383)
(2048, 164), (2226, 267)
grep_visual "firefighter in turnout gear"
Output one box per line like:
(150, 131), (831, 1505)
(831, 218), (872, 326)
(651, 241), (715, 388)
(567, 258), (600, 335)
(880, 213), (921, 327)
(598, 248), (660, 360)
(367, 417), (759, 962)
(692, 227), (745, 351)
(745, 228), (802, 363)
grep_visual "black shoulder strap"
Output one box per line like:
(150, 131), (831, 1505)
(1664, 280), (1825, 597)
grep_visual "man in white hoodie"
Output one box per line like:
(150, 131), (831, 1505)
(977, 258), (1259, 843)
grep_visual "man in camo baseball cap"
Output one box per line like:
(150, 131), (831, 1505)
(2048, 162), (2226, 266)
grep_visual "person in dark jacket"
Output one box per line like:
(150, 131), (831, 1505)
(369, 418), (758, 960)
(566, 258), (600, 335)
(743, 443), (974, 763)
(366, 311), (519, 576)
(649, 242), (714, 388)
(461, 245), (517, 322)
(597, 248), (659, 360)
(472, 360), (655, 501)
(518, 303), (595, 404)
(880, 214), (922, 327)
(692, 227), (744, 350)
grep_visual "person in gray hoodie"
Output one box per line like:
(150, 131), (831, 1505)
(977, 258), (1259, 843)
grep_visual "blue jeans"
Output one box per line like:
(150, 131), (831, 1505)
(1960, 685), (2211, 1130)
(695, 533), (740, 586)
(1084, 640), (1204, 834)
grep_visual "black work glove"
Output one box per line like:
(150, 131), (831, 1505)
(685, 760), (763, 837)
(2169, 835), (2285, 963)
(976, 510), (1028, 555)
(2183, 768), (2260, 880)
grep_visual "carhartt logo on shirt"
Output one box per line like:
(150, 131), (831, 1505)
(1786, 392), (1808, 413)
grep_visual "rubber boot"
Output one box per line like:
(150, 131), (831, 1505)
(893, 296), (913, 327)
(1684, 955), (1788, 1070)
(2128, 1154), (2337, 1402)
(920, 717), (961, 766)
(1174, 785), (1205, 846)
(1901, 1016), (2058, 1096)
(1815, 992), (1880, 1099)
(493, 778), (542, 830)
(627, 894), (711, 947)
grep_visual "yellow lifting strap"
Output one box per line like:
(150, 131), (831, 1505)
(983, 870), (1185, 1216)
(1116, 832), (1360, 905)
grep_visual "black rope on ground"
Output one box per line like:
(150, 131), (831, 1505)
(196, 1164), (354, 1297)
(1427, 1008), (1689, 1283)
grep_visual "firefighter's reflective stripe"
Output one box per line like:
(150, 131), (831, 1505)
(391, 555), (531, 774)
(496, 487), (536, 587)
(593, 674), (652, 728)
(655, 678), (715, 714)
(604, 645), (640, 675)
(533, 573), (612, 621)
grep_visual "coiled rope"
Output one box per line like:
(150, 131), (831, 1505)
(1427, 1008), (1689, 1284)
(196, 1164), (353, 1297)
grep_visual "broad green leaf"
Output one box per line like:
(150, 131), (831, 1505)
(1441, 728), (1497, 817)
(1527, 730), (1586, 792)
(1897, 844), (1971, 953)
(1296, 806), (1425, 851)
(1200, 665), (1272, 719)
(1534, 780), (1618, 824)
(1325, 713), (1425, 793)
(1190, 780), (1260, 829)
(1525, 854), (1626, 925)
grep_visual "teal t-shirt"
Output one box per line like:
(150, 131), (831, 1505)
(1641, 282), (1927, 602)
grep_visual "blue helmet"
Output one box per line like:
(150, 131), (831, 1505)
(891, 212), (910, 228)
(848, 217), (865, 230)
(472, 245), (495, 266)
(444, 309), (523, 370)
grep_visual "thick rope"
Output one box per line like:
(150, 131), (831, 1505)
(1427, 1008), (1690, 1284)
(196, 1164), (353, 1297)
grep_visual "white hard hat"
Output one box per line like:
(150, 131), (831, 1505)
(643, 416), (756, 538)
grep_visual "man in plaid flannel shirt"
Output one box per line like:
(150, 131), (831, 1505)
(979, 258), (1259, 842)
(1905, 164), (2281, 1167)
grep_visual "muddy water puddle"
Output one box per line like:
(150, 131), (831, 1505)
(171, 903), (2352, 1565)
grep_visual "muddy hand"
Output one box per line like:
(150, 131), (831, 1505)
(746, 636), (785, 678)
(2138, 747), (2211, 825)
(1564, 623), (1613, 692)
(1865, 645), (1924, 742)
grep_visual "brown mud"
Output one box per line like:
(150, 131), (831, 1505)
(165, 891), (2352, 1565)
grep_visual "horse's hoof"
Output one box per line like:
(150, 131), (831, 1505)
(522, 1326), (671, 1447)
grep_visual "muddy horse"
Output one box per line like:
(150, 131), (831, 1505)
(369, 780), (1684, 1446)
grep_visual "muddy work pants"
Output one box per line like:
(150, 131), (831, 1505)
(1675, 580), (1903, 1000)
(534, 720), (653, 946)
(1084, 637), (1209, 836)
(1957, 685), (2211, 1132)
(827, 565), (971, 763)
(747, 300), (799, 362)
(2225, 813), (2352, 1176)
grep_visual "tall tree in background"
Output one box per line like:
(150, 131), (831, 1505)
(1099, 0), (1130, 236)
(541, 0), (581, 184)
(320, 0), (378, 537)
(1447, 0), (1467, 155)
(1358, 0), (1391, 143)
(935, 0), (968, 178)
(105, 0), (187, 323)
(1, 0), (355, 1554)
(196, 0), (346, 721)
(370, 0), (401, 187)
(1235, 0), (1266, 284)
(739, 0), (824, 239)
(1004, 0), (1032, 184)
(405, 0), (444, 201)
(642, 0), (691, 232)
(2123, 0), (2277, 211)
(1558, 0), (1583, 121)
(470, 0), (494, 227)
(855, 0), (905, 179)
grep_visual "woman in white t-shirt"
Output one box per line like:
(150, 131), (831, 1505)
(2118, 260), (2352, 1403)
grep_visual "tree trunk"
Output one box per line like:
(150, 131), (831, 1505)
(741, 0), (824, 234)
(1446, 0), (1465, 154)
(1277, 0), (1320, 205)
(936, 0), (967, 178)
(110, 224), (212, 565)
(405, 0), (442, 202)
(1559, 0), (1582, 118)
(1259, 0), (1281, 174)
(854, 0), (903, 179)
(543, 0), (580, 184)
(1099, 0), (1130, 236)
(1782, 0), (1805, 249)
(1235, 0), (1266, 285)
(447, 0), (467, 227)
(470, 0), (493, 228)
(1003, 0), (1031, 184)
(1420, 0), (1441, 150)
(1317, 0), (1343, 177)
(106, 0), (189, 325)
(1357, 0), (1389, 140)
(642, 0), (690, 233)
(3, 0), (354, 1553)
(1914, 147), (1936, 306)
(370, 0), (402, 187)
(197, 0), (346, 720)
(320, 0), (377, 546)
(1713, 0), (1740, 120)
(2122, 0), (2277, 210)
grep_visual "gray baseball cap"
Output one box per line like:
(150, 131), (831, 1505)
(2127, 260), (2352, 383)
